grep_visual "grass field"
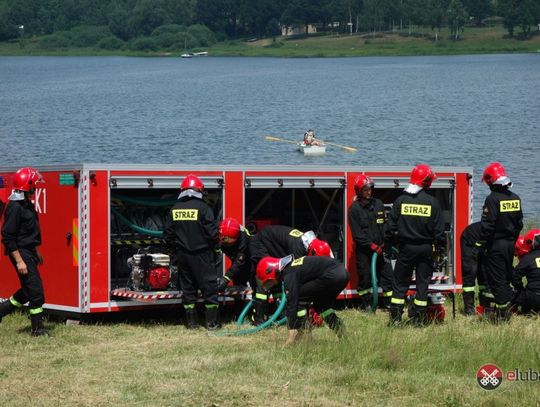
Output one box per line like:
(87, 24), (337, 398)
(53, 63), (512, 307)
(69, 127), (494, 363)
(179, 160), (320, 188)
(1, 304), (539, 406)
(1, 25), (539, 57)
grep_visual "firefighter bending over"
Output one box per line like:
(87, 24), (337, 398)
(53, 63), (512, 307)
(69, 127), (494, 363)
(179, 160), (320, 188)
(256, 255), (349, 345)
(511, 229), (540, 314)
(164, 174), (220, 330)
(387, 164), (445, 326)
(460, 222), (492, 315)
(249, 225), (332, 324)
(0, 167), (48, 336)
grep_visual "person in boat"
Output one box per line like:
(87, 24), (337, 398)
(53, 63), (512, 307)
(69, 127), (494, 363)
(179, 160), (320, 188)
(303, 129), (320, 146)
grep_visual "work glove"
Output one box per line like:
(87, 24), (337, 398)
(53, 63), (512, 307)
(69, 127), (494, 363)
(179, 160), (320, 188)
(370, 242), (383, 256)
(218, 275), (232, 292)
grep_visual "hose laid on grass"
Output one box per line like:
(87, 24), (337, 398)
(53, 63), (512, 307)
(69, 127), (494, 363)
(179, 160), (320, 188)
(213, 284), (287, 336)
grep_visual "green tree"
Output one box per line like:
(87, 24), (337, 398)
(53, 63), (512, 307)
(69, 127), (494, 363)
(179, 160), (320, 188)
(516, 0), (540, 37)
(463, 0), (492, 26)
(426, 0), (446, 40)
(448, 0), (468, 39)
(496, 0), (519, 37)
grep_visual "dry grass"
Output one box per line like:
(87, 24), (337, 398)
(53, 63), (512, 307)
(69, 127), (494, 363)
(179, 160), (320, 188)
(1, 305), (540, 406)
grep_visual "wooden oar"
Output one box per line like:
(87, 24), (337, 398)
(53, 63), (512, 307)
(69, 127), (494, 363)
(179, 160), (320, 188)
(265, 135), (299, 145)
(317, 139), (357, 152)
(266, 135), (357, 153)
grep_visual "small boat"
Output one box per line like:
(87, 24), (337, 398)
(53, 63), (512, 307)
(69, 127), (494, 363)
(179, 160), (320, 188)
(297, 143), (326, 156)
(193, 51), (208, 57)
(181, 53), (193, 58)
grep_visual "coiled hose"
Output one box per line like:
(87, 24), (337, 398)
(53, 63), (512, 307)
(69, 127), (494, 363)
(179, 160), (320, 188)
(212, 284), (287, 336)
(111, 207), (163, 237)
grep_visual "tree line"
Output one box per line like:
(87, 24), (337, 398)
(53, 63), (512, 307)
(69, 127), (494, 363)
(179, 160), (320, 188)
(0, 0), (538, 49)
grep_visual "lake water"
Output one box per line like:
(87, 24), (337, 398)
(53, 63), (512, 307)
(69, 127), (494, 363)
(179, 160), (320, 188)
(0, 54), (539, 219)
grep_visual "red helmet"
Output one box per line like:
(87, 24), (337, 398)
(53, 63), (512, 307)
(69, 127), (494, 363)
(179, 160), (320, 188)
(256, 257), (282, 290)
(409, 164), (436, 188)
(219, 217), (241, 245)
(482, 162), (511, 186)
(13, 167), (44, 192)
(307, 238), (332, 257)
(353, 174), (374, 195)
(514, 235), (530, 259)
(523, 229), (540, 252)
(180, 174), (204, 192)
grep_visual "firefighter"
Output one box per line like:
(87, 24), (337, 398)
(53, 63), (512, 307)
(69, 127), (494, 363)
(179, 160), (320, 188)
(255, 255), (349, 345)
(218, 217), (253, 291)
(249, 225), (333, 324)
(475, 162), (523, 323)
(511, 229), (540, 314)
(348, 174), (393, 312)
(163, 174), (220, 330)
(460, 222), (492, 315)
(0, 167), (48, 336)
(387, 164), (446, 326)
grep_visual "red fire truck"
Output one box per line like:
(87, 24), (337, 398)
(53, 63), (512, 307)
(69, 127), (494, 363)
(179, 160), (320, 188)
(0, 164), (473, 317)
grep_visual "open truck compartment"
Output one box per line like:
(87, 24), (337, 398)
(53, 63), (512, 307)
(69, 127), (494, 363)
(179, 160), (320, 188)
(0, 165), (472, 316)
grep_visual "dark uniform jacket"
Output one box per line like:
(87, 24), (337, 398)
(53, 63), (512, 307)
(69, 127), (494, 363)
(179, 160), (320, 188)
(461, 221), (482, 247)
(250, 225), (307, 262)
(387, 189), (445, 246)
(282, 256), (349, 328)
(163, 196), (217, 252)
(221, 230), (252, 283)
(479, 188), (523, 243)
(2, 199), (41, 253)
(348, 198), (386, 250)
(512, 249), (540, 293)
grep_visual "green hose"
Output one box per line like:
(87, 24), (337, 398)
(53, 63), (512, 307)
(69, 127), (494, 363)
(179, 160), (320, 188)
(236, 300), (253, 326)
(213, 284), (287, 336)
(371, 252), (378, 311)
(111, 207), (164, 237)
(114, 193), (177, 207)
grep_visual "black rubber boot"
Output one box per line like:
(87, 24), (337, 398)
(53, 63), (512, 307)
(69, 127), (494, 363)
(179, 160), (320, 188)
(0, 300), (16, 323)
(492, 306), (511, 324)
(30, 313), (49, 337)
(205, 307), (221, 331)
(408, 305), (428, 327)
(388, 304), (403, 326)
(463, 292), (476, 316)
(324, 312), (345, 338)
(251, 300), (267, 326)
(185, 308), (200, 329)
(358, 294), (372, 313)
(379, 295), (391, 311)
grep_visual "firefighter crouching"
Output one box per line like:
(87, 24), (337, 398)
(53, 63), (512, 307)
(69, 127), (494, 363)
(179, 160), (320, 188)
(217, 217), (257, 319)
(511, 229), (540, 314)
(387, 164), (446, 326)
(348, 174), (393, 311)
(476, 162), (523, 323)
(249, 225), (333, 324)
(256, 255), (349, 345)
(163, 174), (221, 330)
(0, 167), (48, 336)
(460, 222), (492, 315)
